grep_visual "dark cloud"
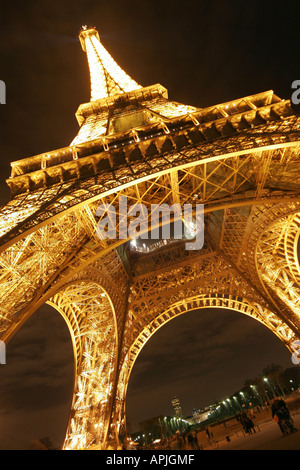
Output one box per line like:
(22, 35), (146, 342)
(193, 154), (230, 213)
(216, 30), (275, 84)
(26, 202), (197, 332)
(0, 305), (74, 448)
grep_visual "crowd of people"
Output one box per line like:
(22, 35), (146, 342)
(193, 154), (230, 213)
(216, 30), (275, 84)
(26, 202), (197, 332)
(136, 429), (205, 450)
(271, 397), (297, 435)
(126, 396), (297, 450)
(236, 410), (256, 435)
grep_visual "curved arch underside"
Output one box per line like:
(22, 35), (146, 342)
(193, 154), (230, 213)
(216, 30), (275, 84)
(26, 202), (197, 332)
(127, 293), (295, 375)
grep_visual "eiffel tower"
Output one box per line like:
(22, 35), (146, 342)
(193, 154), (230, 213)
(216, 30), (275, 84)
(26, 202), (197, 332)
(0, 25), (300, 450)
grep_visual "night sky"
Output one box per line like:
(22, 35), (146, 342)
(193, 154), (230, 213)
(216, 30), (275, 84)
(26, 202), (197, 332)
(0, 0), (299, 449)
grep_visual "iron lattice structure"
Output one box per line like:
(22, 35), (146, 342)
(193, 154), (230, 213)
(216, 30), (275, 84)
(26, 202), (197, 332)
(0, 26), (300, 449)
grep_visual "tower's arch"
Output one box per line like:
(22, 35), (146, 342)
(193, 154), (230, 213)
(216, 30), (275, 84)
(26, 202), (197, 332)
(126, 293), (295, 376)
(253, 211), (300, 323)
(117, 292), (296, 433)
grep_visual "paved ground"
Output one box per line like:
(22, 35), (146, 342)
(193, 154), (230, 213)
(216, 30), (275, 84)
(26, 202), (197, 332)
(187, 393), (300, 451)
(215, 413), (300, 450)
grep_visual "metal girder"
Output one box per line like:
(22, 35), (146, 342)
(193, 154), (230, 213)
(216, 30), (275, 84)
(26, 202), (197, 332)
(1, 111), (300, 252)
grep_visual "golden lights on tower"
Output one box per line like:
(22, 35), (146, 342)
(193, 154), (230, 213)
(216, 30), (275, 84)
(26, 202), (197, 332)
(79, 26), (141, 101)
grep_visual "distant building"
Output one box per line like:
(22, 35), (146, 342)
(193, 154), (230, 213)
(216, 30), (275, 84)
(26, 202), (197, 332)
(171, 396), (183, 418)
(188, 409), (211, 425)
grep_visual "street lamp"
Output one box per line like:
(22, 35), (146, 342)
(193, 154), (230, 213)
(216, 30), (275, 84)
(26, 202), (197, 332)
(233, 396), (242, 411)
(250, 384), (263, 405)
(263, 378), (275, 399)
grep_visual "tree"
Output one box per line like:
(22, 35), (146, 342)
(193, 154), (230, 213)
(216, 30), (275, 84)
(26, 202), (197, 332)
(262, 363), (285, 396)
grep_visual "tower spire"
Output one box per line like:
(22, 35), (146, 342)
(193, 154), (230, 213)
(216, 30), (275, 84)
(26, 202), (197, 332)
(79, 26), (142, 102)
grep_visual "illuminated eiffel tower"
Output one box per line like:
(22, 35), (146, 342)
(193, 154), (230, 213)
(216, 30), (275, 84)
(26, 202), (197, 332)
(0, 26), (300, 450)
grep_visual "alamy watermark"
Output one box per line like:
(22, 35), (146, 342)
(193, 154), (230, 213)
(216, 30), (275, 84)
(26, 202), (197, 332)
(289, 81), (300, 365)
(0, 341), (6, 364)
(291, 340), (300, 365)
(0, 80), (5, 104)
(96, 196), (204, 250)
(291, 80), (300, 106)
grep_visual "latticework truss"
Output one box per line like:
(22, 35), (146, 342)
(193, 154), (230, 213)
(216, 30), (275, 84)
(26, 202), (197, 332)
(0, 26), (299, 449)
